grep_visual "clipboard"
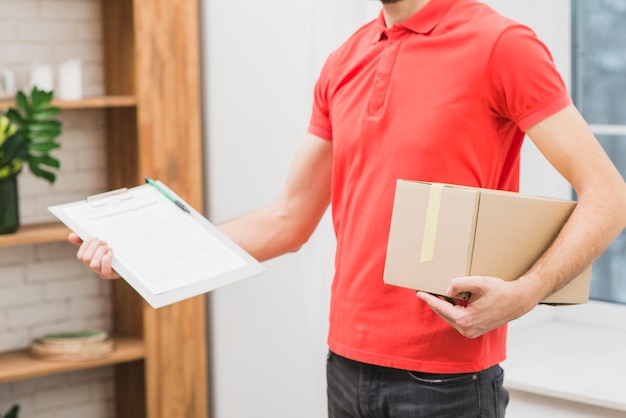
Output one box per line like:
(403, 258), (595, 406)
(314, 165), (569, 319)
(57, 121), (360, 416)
(48, 180), (265, 308)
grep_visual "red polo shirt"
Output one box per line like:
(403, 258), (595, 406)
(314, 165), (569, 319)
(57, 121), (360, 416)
(308, 0), (571, 373)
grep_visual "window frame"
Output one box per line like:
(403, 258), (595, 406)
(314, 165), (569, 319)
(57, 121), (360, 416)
(571, 0), (626, 305)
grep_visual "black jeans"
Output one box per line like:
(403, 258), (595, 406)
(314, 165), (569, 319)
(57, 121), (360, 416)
(327, 351), (509, 418)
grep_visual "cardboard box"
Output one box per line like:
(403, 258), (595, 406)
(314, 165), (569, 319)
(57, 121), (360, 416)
(383, 180), (592, 305)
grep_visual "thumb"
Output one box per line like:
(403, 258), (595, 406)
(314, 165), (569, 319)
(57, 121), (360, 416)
(68, 233), (83, 246)
(447, 276), (486, 299)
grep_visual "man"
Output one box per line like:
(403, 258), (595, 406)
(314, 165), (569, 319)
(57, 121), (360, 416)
(72, 0), (626, 416)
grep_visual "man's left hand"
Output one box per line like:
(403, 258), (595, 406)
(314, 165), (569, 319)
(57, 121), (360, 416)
(416, 276), (536, 338)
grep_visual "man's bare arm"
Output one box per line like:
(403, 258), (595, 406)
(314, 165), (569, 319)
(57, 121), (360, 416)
(218, 133), (332, 261)
(418, 104), (626, 337)
(70, 133), (333, 277)
(511, 104), (626, 301)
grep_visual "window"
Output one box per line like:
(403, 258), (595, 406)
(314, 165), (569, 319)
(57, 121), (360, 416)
(573, 0), (626, 304)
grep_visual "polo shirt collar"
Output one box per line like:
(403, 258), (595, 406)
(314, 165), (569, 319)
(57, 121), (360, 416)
(373, 0), (458, 42)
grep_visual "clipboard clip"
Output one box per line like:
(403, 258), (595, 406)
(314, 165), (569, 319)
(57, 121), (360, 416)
(87, 188), (133, 207)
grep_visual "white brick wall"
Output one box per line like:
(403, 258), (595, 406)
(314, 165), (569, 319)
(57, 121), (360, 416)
(18, 109), (108, 224)
(0, 0), (103, 97)
(0, 0), (116, 416)
(0, 368), (114, 418)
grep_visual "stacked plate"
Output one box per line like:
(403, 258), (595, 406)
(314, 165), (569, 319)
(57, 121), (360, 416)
(29, 330), (114, 361)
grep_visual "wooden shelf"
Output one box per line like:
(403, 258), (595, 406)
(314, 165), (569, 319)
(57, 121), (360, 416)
(0, 336), (145, 384)
(0, 95), (136, 110)
(54, 95), (136, 109)
(0, 0), (207, 416)
(0, 222), (70, 248)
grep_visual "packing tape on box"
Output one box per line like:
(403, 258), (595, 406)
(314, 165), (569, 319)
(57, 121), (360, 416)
(420, 183), (444, 263)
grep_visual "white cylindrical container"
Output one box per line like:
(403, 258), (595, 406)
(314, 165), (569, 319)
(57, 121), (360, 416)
(0, 70), (15, 99)
(57, 59), (83, 100)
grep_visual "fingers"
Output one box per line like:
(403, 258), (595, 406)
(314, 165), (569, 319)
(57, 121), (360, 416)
(76, 237), (121, 280)
(417, 276), (510, 339)
(416, 292), (457, 315)
(68, 233), (83, 246)
(90, 246), (119, 279)
(416, 291), (474, 334)
(76, 237), (104, 263)
(446, 276), (486, 299)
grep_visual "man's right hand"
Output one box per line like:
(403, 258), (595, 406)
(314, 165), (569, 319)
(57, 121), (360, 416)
(68, 233), (121, 280)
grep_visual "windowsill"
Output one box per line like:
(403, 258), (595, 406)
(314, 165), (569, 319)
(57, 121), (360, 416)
(502, 301), (626, 412)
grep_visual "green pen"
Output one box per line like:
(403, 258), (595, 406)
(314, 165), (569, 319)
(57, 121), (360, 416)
(145, 177), (191, 213)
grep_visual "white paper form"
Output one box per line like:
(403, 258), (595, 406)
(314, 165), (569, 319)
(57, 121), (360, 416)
(49, 182), (265, 308)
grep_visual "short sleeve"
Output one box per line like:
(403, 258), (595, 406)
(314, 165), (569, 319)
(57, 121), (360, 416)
(484, 25), (572, 131)
(307, 59), (334, 141)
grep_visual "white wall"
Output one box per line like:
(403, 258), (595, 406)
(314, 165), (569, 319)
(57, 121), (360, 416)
(201, 1), (377, 417)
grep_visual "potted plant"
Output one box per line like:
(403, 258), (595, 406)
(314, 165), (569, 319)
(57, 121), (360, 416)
(0, 87), (62, 234)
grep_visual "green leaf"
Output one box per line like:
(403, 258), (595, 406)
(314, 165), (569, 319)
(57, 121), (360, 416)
(0, 115), (17, 144)
(28, 162), (56, 183)
(31, 87), (54, 111)
(4, 404), (19, 418)
(0, 162), (23, 179)
(0, 134), (26, 166)
(4, 87), (62, 184)
(15, 90), (30, 117)
(31, 107), (62, 121)
(26, 130), (61, 141)
(25, 120), (62, 133)
(30, 137), (61, 146)
(4, 108), (25, 128)
(28, 142), (61, 152)
(27, 154), (60, 169)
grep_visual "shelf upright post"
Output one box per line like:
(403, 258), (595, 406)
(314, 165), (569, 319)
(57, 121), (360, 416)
(102, 0), (208, 417)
